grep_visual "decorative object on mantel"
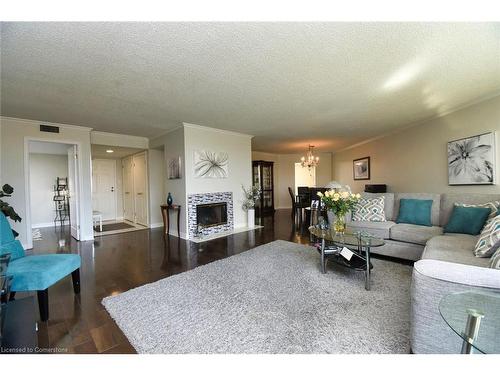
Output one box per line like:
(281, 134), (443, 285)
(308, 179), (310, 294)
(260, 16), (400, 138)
(168, 156), (182, 179)
(353, 157), (370, 180)
(242, 185), (261, 228)
(300, 144), (320, 170)
(317, 189), (360, 233)
(194, 150), (229, 178)
(448, 132), (495, 185)
(167, 192), (173, 206)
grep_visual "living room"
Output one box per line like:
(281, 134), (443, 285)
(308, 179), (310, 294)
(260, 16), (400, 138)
(0, 1), (499, 374)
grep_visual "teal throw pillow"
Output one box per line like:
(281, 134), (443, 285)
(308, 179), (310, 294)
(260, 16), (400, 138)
(444, 206), (492, 235)
(396, 199), (433, 227)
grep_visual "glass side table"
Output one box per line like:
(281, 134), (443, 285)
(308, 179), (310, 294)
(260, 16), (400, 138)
(439, 291), (500, 354)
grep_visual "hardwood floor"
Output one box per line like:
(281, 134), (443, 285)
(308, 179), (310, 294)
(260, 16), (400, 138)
(23, 209), (312, 353)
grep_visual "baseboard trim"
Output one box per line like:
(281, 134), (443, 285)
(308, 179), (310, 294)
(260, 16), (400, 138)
(32, 221), (69, 228)
(149, 222), (164, 229)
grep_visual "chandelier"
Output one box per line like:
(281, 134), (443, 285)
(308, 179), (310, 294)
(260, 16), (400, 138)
(300, 145), (319, 169)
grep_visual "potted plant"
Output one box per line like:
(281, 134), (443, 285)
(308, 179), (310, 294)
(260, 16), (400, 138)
(0, 184), (22, 238)
(317, 189), (360, 233)
(242, 185), (261, 228)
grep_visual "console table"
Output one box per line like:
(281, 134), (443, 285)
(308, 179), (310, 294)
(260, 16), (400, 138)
(160, 204), (181, 237)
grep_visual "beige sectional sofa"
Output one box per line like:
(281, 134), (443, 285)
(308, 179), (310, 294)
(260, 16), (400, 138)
(346, 192), (500, 353)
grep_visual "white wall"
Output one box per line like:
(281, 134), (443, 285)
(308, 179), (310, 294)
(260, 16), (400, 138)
(0, 117), (94, 248)
(333, 95), (500, 194)
(91, 131), (149, 149)
(184, 123), (253, 230)
(252, 151), (333, 208)
(29, 153), (69, 227)
(148, 149), (165, 227)
(150, 127), (187, 237)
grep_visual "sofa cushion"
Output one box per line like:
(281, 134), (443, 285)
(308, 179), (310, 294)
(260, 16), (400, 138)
(440, 193), (500, 227)
(395, 193), (441, 226)
(490, 247), (500, 269)
(444, 205), (491, 235)
(346, 220), (395, 239)
(390, 223), (443, 245)
(352, 196), (386, 222)
(396, 199), (433, 227)
(474, 214), (500, 257)
(361, 192), (394, 220)
(422, 234), (490, 268)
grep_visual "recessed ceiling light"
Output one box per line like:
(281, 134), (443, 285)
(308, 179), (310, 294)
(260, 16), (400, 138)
(106, 149), (114, 153)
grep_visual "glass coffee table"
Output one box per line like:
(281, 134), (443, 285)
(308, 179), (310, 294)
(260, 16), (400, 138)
(308, 226), (385, 291)
(439, 291), (500, 354)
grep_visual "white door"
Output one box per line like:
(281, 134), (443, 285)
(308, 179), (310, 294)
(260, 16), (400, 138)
(133, 152), (148, 226)
(67, 145), (80, 240)
(92, 159), (117, 221)
(122, 156), (134, 222)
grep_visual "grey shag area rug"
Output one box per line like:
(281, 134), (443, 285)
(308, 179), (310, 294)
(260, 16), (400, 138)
(102, 240), (412, 354)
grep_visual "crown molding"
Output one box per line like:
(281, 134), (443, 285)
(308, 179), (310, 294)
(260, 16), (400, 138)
(182, 122), (254, 138)
(0, 116), (93, 131)
(335, 90), (500, 154)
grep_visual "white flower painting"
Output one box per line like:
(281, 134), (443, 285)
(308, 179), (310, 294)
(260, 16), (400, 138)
(194, 150), (229, 178)
(448, 132), (495, 185)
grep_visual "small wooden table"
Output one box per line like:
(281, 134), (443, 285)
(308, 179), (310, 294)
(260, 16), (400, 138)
(160, 204), (181, 237)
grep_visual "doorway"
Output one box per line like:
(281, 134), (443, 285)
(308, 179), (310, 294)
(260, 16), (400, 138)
(90, 145), (149, 235)
(294, 163), (316, 194)
(25, 140), (82, 247)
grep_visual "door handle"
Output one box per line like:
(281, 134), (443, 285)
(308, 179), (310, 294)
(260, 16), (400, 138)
(125, 192), (130, 194)
(137, 192), (143, 195)
(111, 187), (115, 192)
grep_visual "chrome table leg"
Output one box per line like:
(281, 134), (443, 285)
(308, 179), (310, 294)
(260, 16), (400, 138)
(321, 238), (326, 274)
(461, 309), (484, 354)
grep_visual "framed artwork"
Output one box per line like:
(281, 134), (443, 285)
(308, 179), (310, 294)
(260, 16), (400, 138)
(194, 150), (229, 178)
(168, 156), (182, 179)
(448, 132), (495, 185)
(353, 157), (370, 180)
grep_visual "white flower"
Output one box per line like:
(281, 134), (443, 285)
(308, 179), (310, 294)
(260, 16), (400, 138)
(317, 192), (323, 197)
(356, 193), (361, 199)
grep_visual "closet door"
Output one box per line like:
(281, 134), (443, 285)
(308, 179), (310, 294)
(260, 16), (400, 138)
(122, 156), (135, 222)
(133, 152), (148, 226)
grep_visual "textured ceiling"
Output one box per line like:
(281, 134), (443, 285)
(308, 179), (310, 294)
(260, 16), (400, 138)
(1, 22), (500, 153)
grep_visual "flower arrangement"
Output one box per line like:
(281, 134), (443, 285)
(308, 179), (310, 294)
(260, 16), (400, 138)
(242, 185), (261, 211)
(317, 190), (361, 233)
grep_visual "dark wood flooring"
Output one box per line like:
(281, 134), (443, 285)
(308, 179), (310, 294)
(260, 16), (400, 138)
(20, 209), (409, 354)
(22, 209), (312, 354)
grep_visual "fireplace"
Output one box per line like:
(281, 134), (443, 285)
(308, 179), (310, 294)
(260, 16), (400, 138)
(196, 202), (228, 227)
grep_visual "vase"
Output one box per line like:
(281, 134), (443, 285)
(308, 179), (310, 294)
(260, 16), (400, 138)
(247, 208), (255, 228)
(333, 213), (346, 234)
(167, 192), (173, 206)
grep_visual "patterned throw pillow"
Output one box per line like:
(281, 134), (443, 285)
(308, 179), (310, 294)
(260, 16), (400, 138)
(457, 201), (500, 226)
(352, 196), (386, 222)
(490, 246), (500, 269)
(474, 214), (500, 257)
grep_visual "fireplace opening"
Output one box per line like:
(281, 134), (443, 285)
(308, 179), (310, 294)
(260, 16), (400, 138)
(196, 202), (228, 227)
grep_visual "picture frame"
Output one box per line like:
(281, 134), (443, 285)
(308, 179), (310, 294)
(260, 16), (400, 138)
(353, 157), (370, 180)
(168, 156), (182, 180)
(448, 132), (495, 185)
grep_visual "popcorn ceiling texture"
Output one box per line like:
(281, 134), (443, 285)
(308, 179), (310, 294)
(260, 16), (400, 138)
(2, 23), (500, 153)
(102, 240), (412, 353)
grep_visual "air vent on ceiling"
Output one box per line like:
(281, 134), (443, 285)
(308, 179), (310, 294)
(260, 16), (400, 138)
(40, 124), (60, 133)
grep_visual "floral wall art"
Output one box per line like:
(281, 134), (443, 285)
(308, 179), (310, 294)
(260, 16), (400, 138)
(194, 150), (229, 178)
(448, 132), (495, 185)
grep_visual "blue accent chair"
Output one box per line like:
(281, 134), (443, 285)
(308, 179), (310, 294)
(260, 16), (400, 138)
(0, 213), (81, 321)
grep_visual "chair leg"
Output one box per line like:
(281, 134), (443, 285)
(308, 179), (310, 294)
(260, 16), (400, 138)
(37, 289), (49, 322)
(71, 269), (81, 294)
(9, 291), (16, 301)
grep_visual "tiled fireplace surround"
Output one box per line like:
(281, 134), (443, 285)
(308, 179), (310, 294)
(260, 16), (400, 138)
(187, 192), (234, 238)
